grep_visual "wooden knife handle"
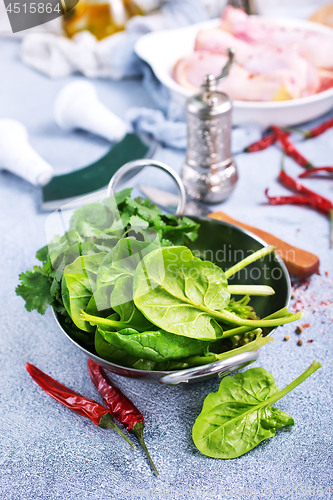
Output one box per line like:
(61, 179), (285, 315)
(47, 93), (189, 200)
(209, 211), (319, 279)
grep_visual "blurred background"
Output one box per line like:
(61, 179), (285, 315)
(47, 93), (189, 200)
(1, 0), (333, 38)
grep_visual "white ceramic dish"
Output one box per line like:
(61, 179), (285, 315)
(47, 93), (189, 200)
(135, 17), (333, 127)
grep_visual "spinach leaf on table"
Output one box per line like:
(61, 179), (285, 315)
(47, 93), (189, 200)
(133, 246), (230, 340)
(192, 361), (321, 459)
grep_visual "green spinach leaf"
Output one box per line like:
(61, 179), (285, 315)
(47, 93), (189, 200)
(63, 253), (106, 331)
(134, 246), (303, 335)
(111, 275), (153, 331)
(192, 361), (321, 459)
(98, 325), (209, 362)
(133, 246), (230, 340)
(95, 326), (142, 367)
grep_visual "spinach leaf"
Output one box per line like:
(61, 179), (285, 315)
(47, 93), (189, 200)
(63, 253), (106, 332)
(134, 246), (303, 334)
(95, 326), (142, 367)
(48, 230), (82, 269)
(97, 238), (159, 288)
(97, 325), (209, 362)
(111, 275), (153, 331)
(69, 202), (113, 236)
(133, 246), (230, 340)
(85, 284), (113, 318)
(192, 361), (321, 459)
(95, 327), (193, 371)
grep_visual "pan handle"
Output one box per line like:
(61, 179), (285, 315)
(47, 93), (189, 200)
(107, 159), (187, 215)
(158, 351), (258, 385)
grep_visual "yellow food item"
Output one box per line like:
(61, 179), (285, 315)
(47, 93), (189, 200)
(62, 0), (142, 41)
(273, 85), (292, 101)
(309, 4), (333, 29)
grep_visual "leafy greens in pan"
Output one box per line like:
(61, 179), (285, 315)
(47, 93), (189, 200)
(16, 189), (303, 370)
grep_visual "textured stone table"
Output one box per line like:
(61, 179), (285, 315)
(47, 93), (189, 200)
(0, 39), (332, 500)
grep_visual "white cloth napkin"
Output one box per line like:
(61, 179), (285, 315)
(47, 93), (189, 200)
(126, 106), (263, 153)
(21, 0), (205, 79)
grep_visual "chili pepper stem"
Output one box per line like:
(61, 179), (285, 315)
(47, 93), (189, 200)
(282, 127), (310, 138)
(132, 422), (159, 475)
(99, 413), (136, 450)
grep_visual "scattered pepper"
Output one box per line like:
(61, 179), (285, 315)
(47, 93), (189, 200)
(271, 126), (313, 168)
(244, 133), (277, 152)
(295, 326), (303, 334)
(299, 166), (333, 178)
(25, 362), (136, 449)
(297, 340), (303, 346)
(87, 358), (159, 475)
(265, 190), (332, 214)
(284, 335), (290, 341)
(299, 117), (333, 139)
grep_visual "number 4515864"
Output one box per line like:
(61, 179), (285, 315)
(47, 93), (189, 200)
(6, 3), (62, 13)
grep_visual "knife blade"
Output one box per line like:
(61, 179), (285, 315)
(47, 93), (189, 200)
(41, 133), (157, 211)
(139, 185), (211, 216)
(140, 184), (320, 279)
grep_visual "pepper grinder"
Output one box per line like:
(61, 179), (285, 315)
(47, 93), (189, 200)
(181, 48), (238, 204)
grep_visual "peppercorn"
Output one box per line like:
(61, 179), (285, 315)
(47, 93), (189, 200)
(297, 340), (303, 346)
(296, 326), (303, 334)
(284, 335), (290, 341)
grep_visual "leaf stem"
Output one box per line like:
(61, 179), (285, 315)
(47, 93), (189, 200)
(264, 361), (321, 406)
(225, 246), (276, 278)
(221, 307), (290, 338)
(185, 330), (270, 366)
(80, 310), (129, 331)
(227, 285), (275, 296)
(211, 308), (303, 328)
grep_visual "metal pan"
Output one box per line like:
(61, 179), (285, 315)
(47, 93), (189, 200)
(54, 216), (290, 385)
(53, 160), (290, 385)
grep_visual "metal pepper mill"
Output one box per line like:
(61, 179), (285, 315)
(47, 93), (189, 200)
(181, 48), (238, 204)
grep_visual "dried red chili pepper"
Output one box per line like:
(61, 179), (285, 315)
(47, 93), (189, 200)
(301, 117), (333, 139)
(244, 133), (276, 152)
(264, 189), (332, 214)
(26, 362), (135, 449)
(278, 167), (333, 214)
(87, 358), (159, 475)
(298, 167), (333, 179)
(271, 126), (313, 168)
